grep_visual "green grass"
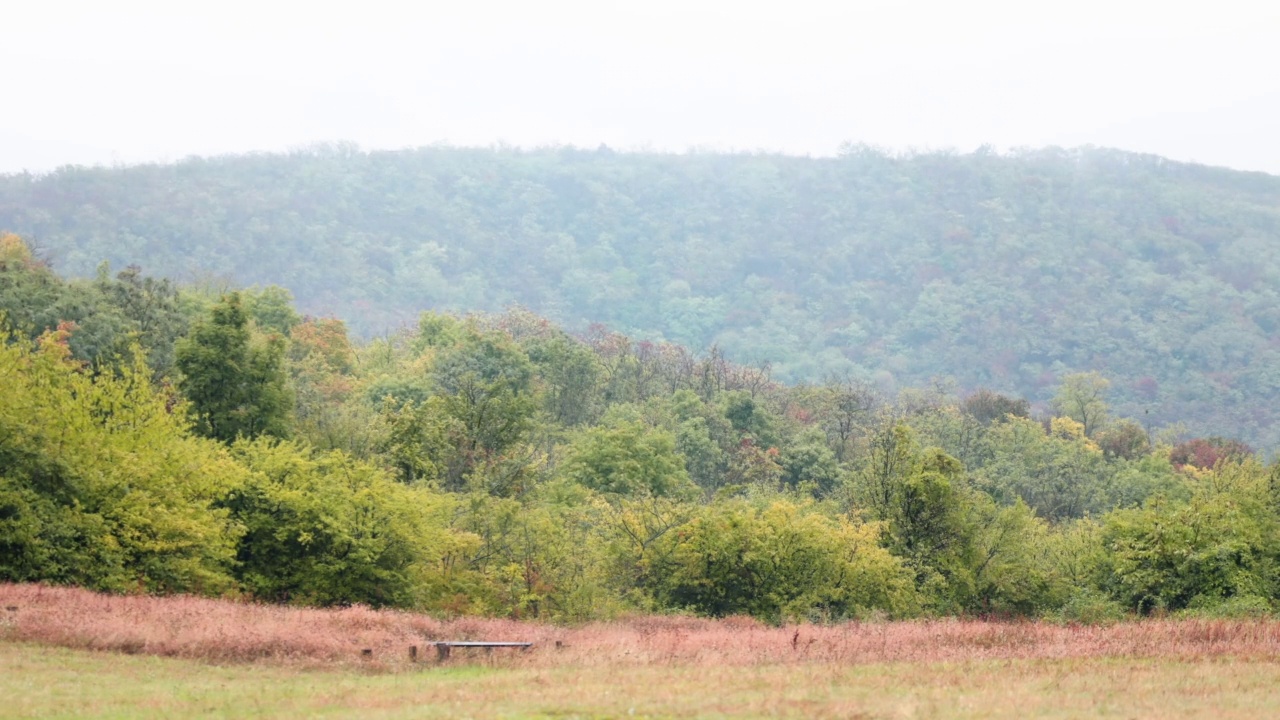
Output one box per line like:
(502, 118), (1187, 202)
(5, 641), (1280, 719)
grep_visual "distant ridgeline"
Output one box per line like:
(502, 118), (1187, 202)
(2, 144), (1280, 447)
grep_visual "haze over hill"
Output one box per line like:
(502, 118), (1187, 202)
(2, 144), (1280, 446)
(5, 2), (1280, 174)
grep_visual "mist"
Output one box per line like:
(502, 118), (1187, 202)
(4, 0), (1279, 173)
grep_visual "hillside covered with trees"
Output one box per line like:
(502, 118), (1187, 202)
(2, 145), (1279, 447)
(3, 235), (1279, 622)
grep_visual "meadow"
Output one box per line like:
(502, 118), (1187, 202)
(3, 583), (1280, 718)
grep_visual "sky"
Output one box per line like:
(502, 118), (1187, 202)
(4, 0), (1280, 174)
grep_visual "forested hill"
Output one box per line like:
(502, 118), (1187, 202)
(3, 145), (1280, 447)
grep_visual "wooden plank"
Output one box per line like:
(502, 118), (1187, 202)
(428, 641), (533, 660)
(429, 641), (532, 648)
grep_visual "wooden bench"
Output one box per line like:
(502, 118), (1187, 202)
(427, 641), (533, 660)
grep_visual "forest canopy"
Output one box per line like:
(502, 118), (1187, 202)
(2, 145), (1280, 447)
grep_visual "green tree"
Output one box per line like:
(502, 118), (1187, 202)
(379, 398), (456, 485)
(856, 424), (979, 612)
(454, 493), (622, 620)
(96, 263), (189, 377)
(887, 449), (979, 611)
(810, 376), (879, 463)
(969, 498), (1061, 615)
(175, 293), (292, 442)
(1053, 372), (1111, 437)
(525, 334), (604, 427)
(858, 423), (920, 518)
(561, 421), (695, 498)
(720, 390), (778, 447)
(243, 285), (301, 335)
(779, 433), (843, 497)
(0, 239), (157, 373)
(675, 416), (726, 494)
(977, 416), (1109, 521)
(431, 326), (537, 489)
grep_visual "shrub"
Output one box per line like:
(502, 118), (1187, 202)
(649, 499), (917, 622)
(0, 332), (244, 594)
(1058, 588), (1126, 625)
(1180, 594), (1274, 620)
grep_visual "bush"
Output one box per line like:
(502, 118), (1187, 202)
(1180, 594), (1274, 619)
(0, 332), (243, 595)
(649, 499), (917, 622)
(223, 438), (475, 608)
(1057, 588), (1127, 625)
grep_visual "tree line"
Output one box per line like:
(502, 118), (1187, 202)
(2, 233), (1278, 622)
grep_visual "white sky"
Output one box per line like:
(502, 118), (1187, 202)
(4, 0), (1280, 174)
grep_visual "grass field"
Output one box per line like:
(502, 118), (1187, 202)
(5, 642), (1280, 719)
(4, 583), (1280, 718)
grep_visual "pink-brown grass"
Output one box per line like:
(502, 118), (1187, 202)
(3, 582), (1280, 670)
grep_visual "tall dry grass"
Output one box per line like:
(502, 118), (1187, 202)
(3, 583), (1280, 670)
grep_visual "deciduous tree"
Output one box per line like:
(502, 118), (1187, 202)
(175, 293), (292, 442)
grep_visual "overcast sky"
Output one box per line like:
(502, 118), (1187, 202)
(4, 0), (1280, 174)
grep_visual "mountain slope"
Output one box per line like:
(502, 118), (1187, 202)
(3, 144), (1280, 445)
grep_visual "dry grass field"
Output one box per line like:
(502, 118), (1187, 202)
(3, 583), (1280, 718)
